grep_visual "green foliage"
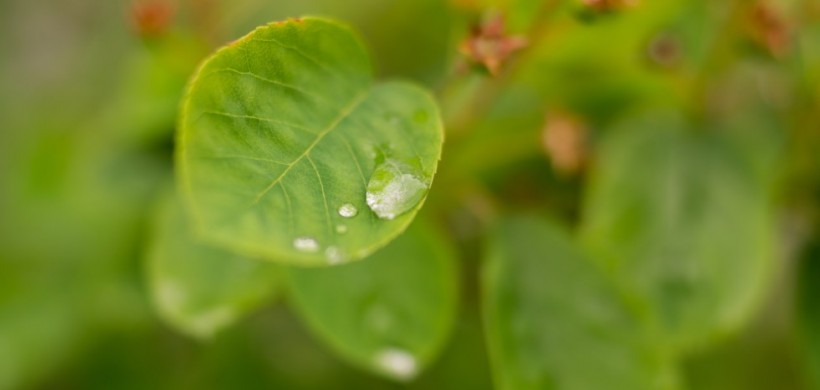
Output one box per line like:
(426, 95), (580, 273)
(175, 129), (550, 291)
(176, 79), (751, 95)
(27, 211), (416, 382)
(3, 0), (820, 389)
(580, 112), (776, 353)
(286, 220), (458, 381)
(147, 189), (281, 338)
(178, 18), (443, 266)
(799, 240), (820, 390)
(483, 216), (676, 390)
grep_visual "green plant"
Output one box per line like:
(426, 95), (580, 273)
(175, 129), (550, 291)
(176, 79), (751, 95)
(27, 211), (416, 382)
(3, 1), (820, 389)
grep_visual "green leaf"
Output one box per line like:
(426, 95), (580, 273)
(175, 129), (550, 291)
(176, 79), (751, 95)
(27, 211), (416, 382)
(147, 189), (280, 339)
(798, 240), (820, 390)
(178, 17), (444, 266)
(482, 216), (675, 390)
(285, 220), (458, 381)
(580, 112), (775, 352)
(225, 0), (459, 86)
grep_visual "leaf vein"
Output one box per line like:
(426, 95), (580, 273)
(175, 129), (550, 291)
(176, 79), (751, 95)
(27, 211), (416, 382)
(250, 91), (369, 206)
(251, 37), (337, 76)
(198, 111), (318, 134)
(337, 133), (377, 228)
(206, 68), (331, 105)
(308, 156), (334, 239)
(198, 154), (290, 166)
(280, 183), (294, 235)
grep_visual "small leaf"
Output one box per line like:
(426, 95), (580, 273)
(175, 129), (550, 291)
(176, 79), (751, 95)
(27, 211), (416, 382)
(285, 220), (458, 381)
(580, 112), (775, 352)
(146, 189), (280, 339)
(178, 17), (444, 265)
(483, 216), (675, 390)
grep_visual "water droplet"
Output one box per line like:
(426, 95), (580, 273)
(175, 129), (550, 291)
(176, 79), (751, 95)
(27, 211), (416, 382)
(325, 246), (345, 265)
(293, 237), (319, 252)
(335, 224), (348, 234)
(413, 109), (428, 123)
(365, 159), (428, 220)
(374, 348), (418, 380)
(337, 203), (358, 218)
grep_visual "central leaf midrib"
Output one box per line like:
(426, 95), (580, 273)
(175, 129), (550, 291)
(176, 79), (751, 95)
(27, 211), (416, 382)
(251, 89), (370, 205)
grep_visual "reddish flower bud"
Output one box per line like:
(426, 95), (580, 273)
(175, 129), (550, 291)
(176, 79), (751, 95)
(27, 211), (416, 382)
(541, 112), (588, 177)
(131, 0), (175, 38)
(749, 2), (792, 58)
(459, 14), (528, 76)
(581, 0), (639, 12)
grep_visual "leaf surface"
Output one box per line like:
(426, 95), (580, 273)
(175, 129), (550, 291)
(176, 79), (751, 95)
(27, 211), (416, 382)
(483, 216), (674, 390)
(580, 113), (775, 351)
(798, 240), (820, 390)
(285, 220), (458, 381)
(178, 17), (443, 265)
(147, 190), (280, 338)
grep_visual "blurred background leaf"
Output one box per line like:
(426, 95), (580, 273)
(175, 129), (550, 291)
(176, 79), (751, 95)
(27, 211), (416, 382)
(286, 219), (459, 381)
(482, 216), (677, 390)
(580, 111), (778, 353)
(146, 189), (281, 339)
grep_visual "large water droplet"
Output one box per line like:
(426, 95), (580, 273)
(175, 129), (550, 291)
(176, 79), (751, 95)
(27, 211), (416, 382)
(365, 159), (428, 220)
(293, 237), (319, 252)
(374, 348), (418, 380)
(337, 203), (358, 218)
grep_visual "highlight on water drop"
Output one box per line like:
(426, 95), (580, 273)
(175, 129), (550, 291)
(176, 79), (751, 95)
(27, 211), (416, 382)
(325, 246), (345, 265)
(365, 158), (428, 220)
(374, 348), (418, 380)
(292, 236), (319, 253)
(338, 203), (358, 218)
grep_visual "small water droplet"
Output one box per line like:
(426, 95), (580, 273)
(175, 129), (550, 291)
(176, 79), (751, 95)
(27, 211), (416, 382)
(337, 203), (358, 218)
(325, 246), (345, 265)
(365, 159), (428, 220)
(374, 348), (418, 380)
(293, 237), (319, 252)
(335, 224), (348, 234)
(413, 109), (428, 123)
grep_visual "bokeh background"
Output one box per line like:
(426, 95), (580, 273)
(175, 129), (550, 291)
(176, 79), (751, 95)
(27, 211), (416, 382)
(1, 0), (819, 389)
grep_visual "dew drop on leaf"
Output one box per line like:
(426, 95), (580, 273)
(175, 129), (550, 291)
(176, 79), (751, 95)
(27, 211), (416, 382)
(365, 159), (428, 220)
(293, 237), (319, 253)
(335, 224), (348, 234)
(337, 203), (358, 218)
(374, 348), (418, 380)
(325, 246), (345, 265)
